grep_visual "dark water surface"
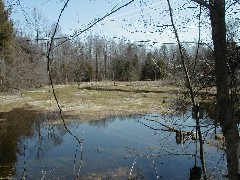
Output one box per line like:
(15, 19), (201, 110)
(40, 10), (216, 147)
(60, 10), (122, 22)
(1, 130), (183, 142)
(0, 108), (227, 179)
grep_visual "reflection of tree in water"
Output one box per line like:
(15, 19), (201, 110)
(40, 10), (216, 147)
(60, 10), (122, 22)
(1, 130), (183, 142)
(200, 101), (216, 121)
(87, 114), (141, 128)
(0, 108), (36, 177)
(135, 108), (228, 179)
(31, 112), (67, 160)
(0, 108), (69, 178)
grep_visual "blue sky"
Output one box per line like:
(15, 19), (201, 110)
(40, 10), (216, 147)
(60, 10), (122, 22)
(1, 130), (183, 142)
(5, 0), (240, 46)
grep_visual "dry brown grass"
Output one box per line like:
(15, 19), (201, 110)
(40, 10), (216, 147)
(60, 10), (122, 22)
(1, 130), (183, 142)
(0, 81), (182, 120)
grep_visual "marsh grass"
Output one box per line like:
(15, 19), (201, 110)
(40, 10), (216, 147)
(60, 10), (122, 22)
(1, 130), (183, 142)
(0, 81), (190, 120)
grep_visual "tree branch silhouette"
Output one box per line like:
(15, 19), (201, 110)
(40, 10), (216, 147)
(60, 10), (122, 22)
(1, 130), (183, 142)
(53, 0), (136, 50)
(46, 0), (82, 146)
(191, 0), (211, 10)
(166, 0), (207, 179)
(46, 0), (136, 145)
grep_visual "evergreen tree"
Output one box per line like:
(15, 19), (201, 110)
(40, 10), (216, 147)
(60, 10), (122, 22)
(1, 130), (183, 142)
(141, 52), (165, 81)
(0, 0), (14, 54)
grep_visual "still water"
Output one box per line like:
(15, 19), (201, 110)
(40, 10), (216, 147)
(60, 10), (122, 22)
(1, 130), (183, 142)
(0, 108), (227, 179)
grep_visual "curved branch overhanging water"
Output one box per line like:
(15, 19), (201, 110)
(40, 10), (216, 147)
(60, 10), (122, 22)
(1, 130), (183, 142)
(166, 0), (207, 179)
(46, 0), (82, 146)
(45, 0), (136, 145)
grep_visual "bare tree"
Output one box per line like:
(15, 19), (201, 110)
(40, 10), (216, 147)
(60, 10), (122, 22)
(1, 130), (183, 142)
(190, 0), (239, 179)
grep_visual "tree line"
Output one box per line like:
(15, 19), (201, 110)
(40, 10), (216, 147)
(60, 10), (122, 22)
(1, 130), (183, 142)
(0, 3), (219, 93)
(0, 0), (239, 96)
(1, 32), (220, 92)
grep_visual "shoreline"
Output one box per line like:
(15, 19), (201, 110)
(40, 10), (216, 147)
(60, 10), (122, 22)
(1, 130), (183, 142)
(0, 81), (215, 121)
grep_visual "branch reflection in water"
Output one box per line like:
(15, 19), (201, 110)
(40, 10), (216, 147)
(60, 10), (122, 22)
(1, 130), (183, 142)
(0, 108), (227, 179)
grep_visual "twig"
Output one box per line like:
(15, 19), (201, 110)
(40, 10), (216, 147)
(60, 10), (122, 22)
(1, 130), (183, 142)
(73, 144), (79, 177)
(46, 0), (82, 145)
(53, 0), (136, 50)
(152, 160), (160, 179)
(191, 5), (202, 80)
(77, 130), (84, 178)
(226, 0), (240, 11)
(40, 164), (60, 180)
(166, 0), (195, 104)
(190, 0), (212, 10)
(129, 158), (137, 179)
(166, 0), (207, 179)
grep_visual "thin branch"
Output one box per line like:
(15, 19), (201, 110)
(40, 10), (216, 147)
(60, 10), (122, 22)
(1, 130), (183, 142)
(46, 0), (136, 147)
(46, 0), (82, 145)
(166, 0), (207, 179)
(226, 0), (240, 11)
(71, 0), (135, 38)
(53, 0), (136, 50)
(190, 0), (212, 10)
(166, 0), (195, 104)
(152, 161), (160, 179)
(191, 5), (202, 79)
(15, 0), (31, 26)
(129, 158), (137, 179)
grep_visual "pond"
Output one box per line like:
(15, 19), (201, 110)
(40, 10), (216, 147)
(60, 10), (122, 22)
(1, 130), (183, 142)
(0, 108), (227, 179)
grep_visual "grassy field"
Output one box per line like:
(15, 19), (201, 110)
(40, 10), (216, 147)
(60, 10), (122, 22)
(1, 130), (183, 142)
(0, 81), (194, 120)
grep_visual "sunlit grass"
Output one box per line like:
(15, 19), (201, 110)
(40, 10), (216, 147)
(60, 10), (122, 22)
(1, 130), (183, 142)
(0, 81), (181, 120)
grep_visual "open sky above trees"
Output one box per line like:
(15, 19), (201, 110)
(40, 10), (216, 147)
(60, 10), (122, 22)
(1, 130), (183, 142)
(6, 0), (240, 47)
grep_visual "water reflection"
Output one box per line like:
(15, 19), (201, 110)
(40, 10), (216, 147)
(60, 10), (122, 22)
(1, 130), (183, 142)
(0, 108), (227, 179)
(0, 108), (71, 179)
(87, 114), (140, 128)
(0, 108), (38, 177)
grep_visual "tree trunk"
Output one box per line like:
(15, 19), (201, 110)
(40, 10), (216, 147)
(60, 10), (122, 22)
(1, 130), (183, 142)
(104, 50), (107, 80)
(95, 49), (98, 81)
(209, 1), (239, 179)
